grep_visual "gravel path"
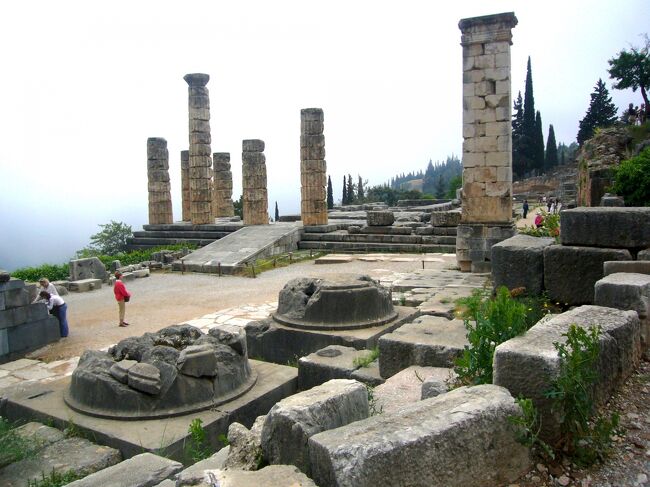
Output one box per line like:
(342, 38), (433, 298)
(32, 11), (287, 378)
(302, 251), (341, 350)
(31, 257), (427, 362)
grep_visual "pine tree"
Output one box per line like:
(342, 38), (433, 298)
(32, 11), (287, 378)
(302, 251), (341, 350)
(545, 124), (558, 171)
(327, 176), (334, 209)
(357, 175), (365, 201)
(577, 79), (619, 145)
(534, 111), (545, 173)
(519, 57), (538, 176)
(274, 201), (279, 222)
(512, 91), (525, 179)
(347, 174), (355, 203)
(342, 175), (347, 205)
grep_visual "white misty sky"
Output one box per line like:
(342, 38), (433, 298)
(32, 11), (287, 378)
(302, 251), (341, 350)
(0, 0), (648, 270)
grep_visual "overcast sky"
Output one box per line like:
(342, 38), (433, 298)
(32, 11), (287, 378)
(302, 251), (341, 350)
(1, 1), (648, 270)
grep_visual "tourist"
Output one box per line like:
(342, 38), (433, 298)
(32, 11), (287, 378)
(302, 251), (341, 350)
(39, 291), (69, 337)
(546, 198), (552, 213)
(550, 200), (557, 214)
(522, 200), (529, 219)
(556, 198), (562, 213)
(32, 277), (58, 303)
(114, 271), (131, 327)
(534, 213), (544, 229)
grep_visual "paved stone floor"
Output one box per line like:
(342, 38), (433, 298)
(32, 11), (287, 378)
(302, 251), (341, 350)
(0, 253), (486, 394)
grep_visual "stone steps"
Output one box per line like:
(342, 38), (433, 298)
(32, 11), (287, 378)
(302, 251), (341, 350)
(298, 241), (455, 253)
(301, 232), (456, 246)
(126, 222), (242, 250)
(132, 230), (232, 239)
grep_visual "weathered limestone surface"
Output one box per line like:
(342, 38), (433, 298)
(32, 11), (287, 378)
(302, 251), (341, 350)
(184, 73), (213, 225)
(367, 211), (395, 226)
(242, 139), (268, 225)
(224, 417), (265, 471)
(604, 260), (650, 276)
(560, 207), (650, 249)
(300, 108), (327, 225)
(491, 235), (555, 294)
(172, 465), (317, 487)
(494, 305), (640, 442)
(0, 437), (121, 487)
(69, 257), (108, 282)
(261, 379), (369, 475)
(212, 152), (234, 217)
(298, 345), (370, 390)
(147, 137), (173, 225)
(378, 315), (468, 378)
(430, 210), (461, 227)
(457, 12), (517, 273)
(544, 245), (632, 305)
(308, 384), (530, 487)
(181, 150), (191, 221)
(65, 453), (182, 487)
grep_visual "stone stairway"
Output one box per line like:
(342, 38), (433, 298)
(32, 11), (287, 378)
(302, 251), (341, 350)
(126, 222), (243, 250)
(298, 229), (456, 253)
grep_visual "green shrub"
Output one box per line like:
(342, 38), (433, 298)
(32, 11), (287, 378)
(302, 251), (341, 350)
(352, 348), (379, 368)
(611, 146), (650, 206)
(454, 287), (535, 385)
(11, 263), (70, 282)
(545, 324), (620, 466)
(508, 397), (554, 460)
(27, 469), (83, 487)
(0, 417), (38, 468)
(184, 418), (212, 463)
(519, 210), (561, 241)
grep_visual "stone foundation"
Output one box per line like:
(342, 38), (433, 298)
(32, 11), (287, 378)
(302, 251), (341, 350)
(456, 222), (516, 273)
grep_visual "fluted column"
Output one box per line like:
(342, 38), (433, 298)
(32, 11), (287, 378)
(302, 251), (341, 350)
(213, 152), (234, 217)
(147, 138), (173, 225)
(184, 73), (212, 224)
(300, 108), (328, 225)
(181, 150), (190, 222)
(242, 139), (268, 225)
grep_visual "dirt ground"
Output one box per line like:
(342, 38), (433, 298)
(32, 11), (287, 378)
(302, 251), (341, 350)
(32, 257), (426, 362)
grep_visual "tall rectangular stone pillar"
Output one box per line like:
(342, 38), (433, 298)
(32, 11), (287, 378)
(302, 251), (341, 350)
(180, 150), (190, 222)
(242, 139), (268, 225)
(213, 152), (235, 218)
(456, 12), (518, 273)
(147, 137), (173, 225)
(300, 108), (328, 226)
(184, 73), (213, 225)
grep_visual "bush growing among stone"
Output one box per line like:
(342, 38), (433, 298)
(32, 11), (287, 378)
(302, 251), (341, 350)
(611, 146), (650, 206)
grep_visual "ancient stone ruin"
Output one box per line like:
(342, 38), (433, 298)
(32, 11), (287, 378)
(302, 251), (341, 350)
(180, 150), (191, 222)
(300, 108), (328, 226)
(242, 139), (268, 225)
(146, 137), (173, 225)
(456, 12), (518, 272)
(64, 324), (256, 419)
(273, 274), (397, 330)
(212, 152), (235, 218)
(184, 73), (213, 225)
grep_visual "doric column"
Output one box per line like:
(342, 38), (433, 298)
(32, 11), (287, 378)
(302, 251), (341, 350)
(213, 152), (234, 217)
(456, 12), (518, 272)
(242, 139), (268, 225)
(300, 108), (328, 225)
(184, 73), (212, 225)
(180, 150), (190, 222)
(146, 137), (173, 225)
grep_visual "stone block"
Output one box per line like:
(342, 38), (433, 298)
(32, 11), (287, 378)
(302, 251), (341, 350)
(544, 245), (631, 305)
(109, 359), (138, 383)
(0, 307), (27, 329)
(65, 453), (182, 487)
(0, 437), (121, 487)
(128, 362), (162, 395)
(68, 278), (103, 292)
(373, 365), (453, 414)
(261, 379), (368, 475)
(69, 257), (108, 282)
(308, 384), (530, 487)
(421, 368), (457, 399)
(560, 207), (650, 249)
(298, 346), (369, 390)
(173, 465), (317, 487)
(177, 344), (218, 377)
(491, 235), (555, 294)
(242, 139), (265, 152)
(638, 249), (650, 261)
(378, 316), (468, 378)
(604, 260), (650, 276)
(224, 417), (264, 471)
(3, 288), (29, 309)
(494, 305), (640, 442)
(366, 211), (394, 226)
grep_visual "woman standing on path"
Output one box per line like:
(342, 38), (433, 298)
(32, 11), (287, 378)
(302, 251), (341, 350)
(113, 271), (131, 327)
(39, 291), (69, 337)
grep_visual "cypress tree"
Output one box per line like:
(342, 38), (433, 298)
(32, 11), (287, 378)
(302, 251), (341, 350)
(327, 176), (334, 209)
(545, 124), (558, 171)
(520, 57), (537, 176)
(511, 91), (525, 179)
(342, 175), (347, 204)
(347, 174), (355, 203)
(357, 175), (364, 201)
(577, 78), (619, 145)
(534, 111), (545, 173)
(274, 201), (279, 222)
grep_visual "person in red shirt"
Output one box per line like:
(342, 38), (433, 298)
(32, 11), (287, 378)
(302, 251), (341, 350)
(113, 271), (131, 327)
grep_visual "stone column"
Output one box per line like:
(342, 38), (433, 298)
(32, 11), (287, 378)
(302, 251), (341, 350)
(213, 152), (235, 217)
(242, 139), (268, 225)
(180, 150), (191, 222)
(184, 73), (212, 225)
(300, 108), (328, 226)
(456, 12), (518, 273)
(146, 137), (173, 225)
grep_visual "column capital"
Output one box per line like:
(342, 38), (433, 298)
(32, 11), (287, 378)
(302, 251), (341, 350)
(183, 73), (210, 87)
(459, 12), (517, 45)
